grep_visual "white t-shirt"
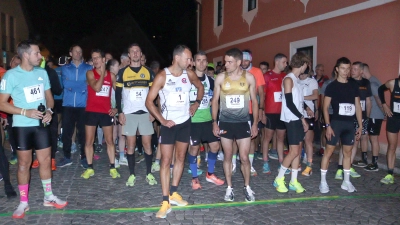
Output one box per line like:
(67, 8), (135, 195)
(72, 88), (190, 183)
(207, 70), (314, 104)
(299, 77), (318, 118)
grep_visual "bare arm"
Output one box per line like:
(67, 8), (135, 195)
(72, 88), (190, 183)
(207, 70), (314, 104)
(247, 73), (259, 138)
(86, 70), (105, 92)
(366, 96), (371, 118)
(304, 89), (318, 101)
(323, 96), (334, 141)
(212, 73), (224, 137)
(355, 96), (363, 140)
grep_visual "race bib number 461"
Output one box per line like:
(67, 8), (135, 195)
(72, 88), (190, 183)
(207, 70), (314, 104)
(339, 103), (355, 116)
(226, 95), (244, 109)
(23, 83), (44, 103)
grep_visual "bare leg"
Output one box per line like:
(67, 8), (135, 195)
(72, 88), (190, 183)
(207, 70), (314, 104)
(84, 126), (96, 165)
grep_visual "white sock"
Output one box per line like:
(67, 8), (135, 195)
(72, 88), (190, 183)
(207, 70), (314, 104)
(343, 169), (350, 182)
(291, 169), (298, 182)
(249, 154), (254, 167)
(320, 169), (327, 183)
(277, 165), (288, 179)
(232, 155), (237, 166)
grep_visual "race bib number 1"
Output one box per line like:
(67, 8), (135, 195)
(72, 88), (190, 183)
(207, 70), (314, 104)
(23, 83), (44, 103)
(394, 102), (400, 113)
(226, 95), (244, 109)
(274, 91), (282, 102)
(169, 92), (187, 106)
(96, 85), (110, 97)
(339, 103), (355, 116)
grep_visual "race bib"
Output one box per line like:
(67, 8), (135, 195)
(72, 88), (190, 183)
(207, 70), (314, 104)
(199, 96), (210, 109)
(130, 88), (148, 101)
(339, 103), (355, 116)
(96, 85), (110, 97)
(23, 83), (44, 103)
(274, 91), (282, 102)
(189, 90), (197, 101)
(169, 92), (187, 107)
(226, 95), (244, 109)
(360, 100), (365, 111)
(394, 102), (400, 113)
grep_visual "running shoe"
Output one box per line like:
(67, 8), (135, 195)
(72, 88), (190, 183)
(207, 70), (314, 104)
(341, 181), (357, 193)
(188, 168), (203, 175)
(364, 163), (379, 172)
(114, 159), (120, 169)
(217, 151), (224, 161)
(335, 169), (343, 180)
(119, 156), (128, 166)
(224, 187), (234, 202)
(352, 160), (368, 168)
(350, 168), (361, 178)
(263, 162), (271, 174)
(256, 152), (263, 160)
(251, 167), (258, 176)
(51, 159), (57, 171)
(81, 158), (88, 169)
(58, 157), (72, 168)
(206, 173), (224, 185)
(71, 142), (77, 154)
(110, 168), (120, 179)
(12, 202), (29, 219)
(126, 174), (136, 186)
(268, 149), (278, 160)
(191, 178), (202, 190)
(169, 192), (188, 206)
(156, 201), (171, 218)
(81, 168), (94, 179)
(43, 195), (68, 209)
(146, 173), (157, 185)
(243, 186), (255, 202)
(273, 177), (288, 193)
(9, 155), (17, 165)
(31, 159), (39, 168)
(151, 162), (160, 172)
(380, 174), (394, 184)
(319, 182), (329, 193)
(136, 153), (144, 163)
(301, 166), (312, 176)
(289, 179), (305, 193)
(95, 144), (103, 153)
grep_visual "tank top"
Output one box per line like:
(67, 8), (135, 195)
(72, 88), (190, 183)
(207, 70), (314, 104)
(159, 68), (192, 124)
(264, 71), (286, 114)
(390, 78), (400, 118)
(86, 69), (112, 113)
(219, 71), (250, 123)
(190, 74), (212, 123)
(280, 73), (304, 122)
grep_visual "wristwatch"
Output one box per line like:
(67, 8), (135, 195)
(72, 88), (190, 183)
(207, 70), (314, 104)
(325, 123), (330, 127)
(195, 99), (201, 104)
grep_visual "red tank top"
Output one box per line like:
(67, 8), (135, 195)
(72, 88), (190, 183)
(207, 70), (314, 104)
(264, 71), (286, 114)
(86, 69), (112, 113)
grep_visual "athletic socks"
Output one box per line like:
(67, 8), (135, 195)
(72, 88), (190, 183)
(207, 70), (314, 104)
(88, 164), (93, 169)
(388, 169), (394, 175)
(320, 169), (327, 183)
(162, 195), (169, 203)
(119, 151), (125, 160)
(144, 152), (152, 175)
(207, 152), (217, 174)
(170, 186), (178, 195)
(189, 154), (197, 178)
(155, 159), (160, 165)
(249, 154), (254, 167)
(232, 155), (237, 167)
(110, 164), (115, 169)
(291, 169), (298, 183)
(18, 184), (29, 202)
(372, 156), (378, 165)
(41, 179), (53, 197)
(277, 165), (288, 179)
(338, 164), (343, 170)
(343, 169), (350, 182)
(362, 152), (368, 163)
(127, 153), (135, 175)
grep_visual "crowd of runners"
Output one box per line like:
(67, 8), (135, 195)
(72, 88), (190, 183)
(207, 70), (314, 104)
(0, 40), (398, 219)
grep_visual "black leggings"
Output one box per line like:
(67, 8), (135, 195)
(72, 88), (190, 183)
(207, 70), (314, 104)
(0, 130), (12, 186)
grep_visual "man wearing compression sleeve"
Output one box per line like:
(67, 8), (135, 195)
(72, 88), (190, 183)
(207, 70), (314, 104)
(145, 45), (204, 218)
(0, 40), (67, 219)
(212, 48), (258, 202)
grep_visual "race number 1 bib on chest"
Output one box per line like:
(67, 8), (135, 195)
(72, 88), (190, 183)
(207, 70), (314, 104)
(96, 85), (111, 97)
(360, 100), (366, 111)
(226, 95), (244, 109)
(394, 102), (400, 113)
(169, 92), (187, 107)
(339, 103), (355, 116)
(23, 83), (44, 103)
(130, 88), (148, 101)
(274, 92), (282, 102)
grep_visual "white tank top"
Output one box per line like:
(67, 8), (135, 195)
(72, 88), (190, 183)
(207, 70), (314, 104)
(280, 73), (304, 122)
(159, 68), (192, 124)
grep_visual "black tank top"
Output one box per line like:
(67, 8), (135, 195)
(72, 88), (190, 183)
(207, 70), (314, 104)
(390, 78), (400, 117)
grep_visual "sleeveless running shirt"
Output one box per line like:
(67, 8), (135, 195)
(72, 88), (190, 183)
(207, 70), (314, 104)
(159, 68), (192, 124)
(86, 69), (112, 114)
(390, 78), (400, 118)
(219, 71), (250, 123)
(264, 71), (286, 114)
(190, 74), (214, 123)
(280, 73), (304, 122)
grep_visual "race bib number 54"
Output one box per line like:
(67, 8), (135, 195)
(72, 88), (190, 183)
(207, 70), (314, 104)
(23, 83), (44, 103)
(339, 103), (355, 116)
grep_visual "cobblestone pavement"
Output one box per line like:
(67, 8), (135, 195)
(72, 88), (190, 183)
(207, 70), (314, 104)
(1, 146), (399, 225)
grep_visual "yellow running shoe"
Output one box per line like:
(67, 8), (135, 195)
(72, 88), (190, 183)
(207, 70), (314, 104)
(273, 177), (288, 193)
(301, 166), (312, 176)
(81, 168), (94, 179)
(289, 179), (306, 193)
(169, 192), (188, 206)
(380, 174), (394, 184)
(110, 168), (120, 179)
(146, 173), (157, 185)
(156, 201), (171, 218)
(126, 174), (136, 187)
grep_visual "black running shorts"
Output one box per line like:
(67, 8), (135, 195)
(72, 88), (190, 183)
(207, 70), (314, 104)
(13, 126), (51, 150)
(265, 113), (286, 130)
(218, 121), (251, 140)
(160, 118), (191, 144)
(284, 120), (305, 145)
(326, 120), (355, 146)
(85, 111), (114, 127)
(190, 121), (219, 146)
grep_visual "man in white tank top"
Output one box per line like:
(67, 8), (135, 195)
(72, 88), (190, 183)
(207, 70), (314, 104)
(145, 45), (204, 219)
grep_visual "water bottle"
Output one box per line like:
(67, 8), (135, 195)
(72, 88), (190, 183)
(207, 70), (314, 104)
(38, 103), (46, 127)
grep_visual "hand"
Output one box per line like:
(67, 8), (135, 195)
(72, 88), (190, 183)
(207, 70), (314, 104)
(108, 108), (118, 117)
(383, 104), (392, 117)
(261, 114), (267, 125)
(250, 124), (258, 139)
(325, 126), (335, 141)
(189, 102), (199, 116)
(355, 127), (362, 141)
(118, 113), (126, 126)
(212, 122), (221, 137)
(161, 119), (175, 128)
(149, 114), (155, 122)
(301, 118), (309, 133)
(25, 109), (45, 119)
(306, 109), (314, 118)
(42, 111), (52, 123)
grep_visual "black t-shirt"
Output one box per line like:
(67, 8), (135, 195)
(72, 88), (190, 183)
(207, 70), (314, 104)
(349, 77), (372, 118)
(325, 80), (360, 121)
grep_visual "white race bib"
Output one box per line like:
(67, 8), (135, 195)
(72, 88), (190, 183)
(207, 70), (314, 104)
(360, 100), (365, 111)
(394, 102), (400, 113)
(169, 92), (187, 106)
(23, 83), (44, 103)
(189, 90), (197, 102)
(274, 91), (282, 102)
(226, 95), (244, 109)
(130, 88), (148, 101)
(96, 85), (111, 97)
(339, 103), (355, 116)
(199, 96), (210, 109)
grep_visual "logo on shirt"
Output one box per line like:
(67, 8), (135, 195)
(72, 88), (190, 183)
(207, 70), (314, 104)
(166, 79), (175, 86)
(240, 82), (245, 87)
(271, 78), (278, 81)
(140, 74), (145, 78)
(175, 87), (182, 92)
(182, 78), (187, 84)
(225, 82), (230, 88)
(38, 77), (43, 80)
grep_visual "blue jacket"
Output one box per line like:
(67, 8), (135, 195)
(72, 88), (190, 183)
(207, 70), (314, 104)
(61, 61), (92, 107)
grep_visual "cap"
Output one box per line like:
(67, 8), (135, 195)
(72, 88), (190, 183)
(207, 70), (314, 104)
(207, 63), (215, 70)
(242, 52), (252, 61)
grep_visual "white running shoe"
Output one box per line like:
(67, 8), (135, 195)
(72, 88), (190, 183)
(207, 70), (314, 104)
(341, 181), (357, 193)
(224, 187), (234, 201)
(114, 158), (120, 168)
(119, 156), (128, 166)
(319, 182), (329, 193)
(12, 202), (29, 219)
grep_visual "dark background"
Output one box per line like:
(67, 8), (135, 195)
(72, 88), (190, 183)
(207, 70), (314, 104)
(22, 0), (198, 66)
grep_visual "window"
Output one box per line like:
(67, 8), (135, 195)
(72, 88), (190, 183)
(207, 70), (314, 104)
(9, 16), (14, 52)
(213, 0), (224, 40)
(1, 13), (6, 51)
(290, 37), (318, 70)
(248, 0), (257, 11)
(217, 0), (223, 26)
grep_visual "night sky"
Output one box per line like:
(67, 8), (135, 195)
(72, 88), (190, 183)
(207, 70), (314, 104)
(22, 0), (197, 66)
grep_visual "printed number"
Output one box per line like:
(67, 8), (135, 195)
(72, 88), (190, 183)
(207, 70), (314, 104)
(193, 92), (197, 96)
(202, 98), (208, 105)
(30, 87), (40, 95)
(345, 105), (352, 111)
(230, 97), (240, 104)
(136, 92), (141, 97)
